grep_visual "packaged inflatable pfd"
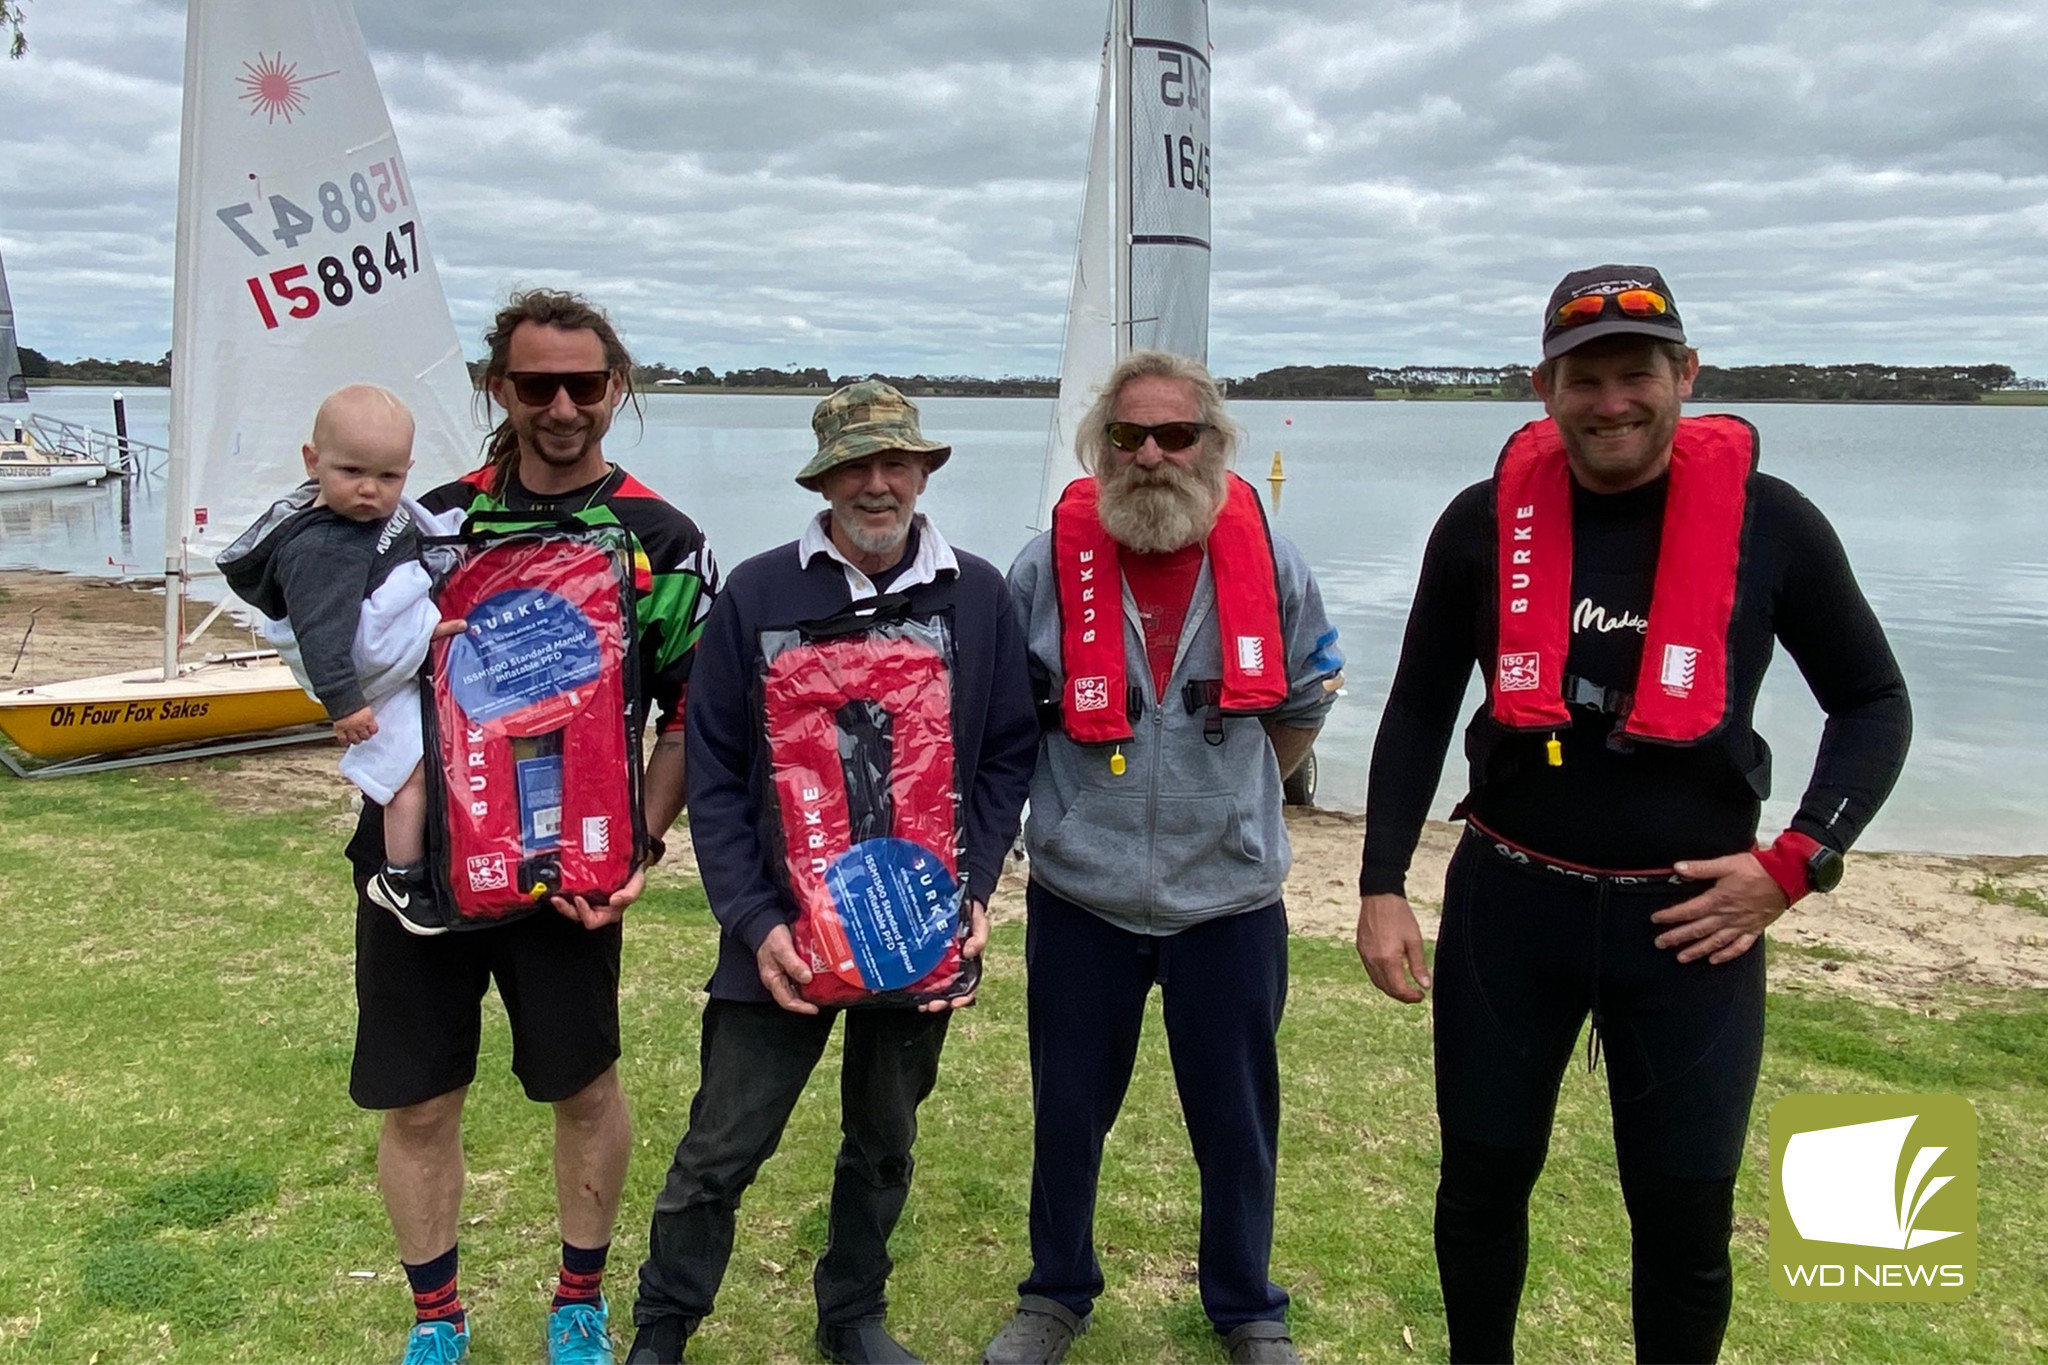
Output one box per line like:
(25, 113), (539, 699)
(760, 595), (974, 1007)
(420, 522), (646, 927)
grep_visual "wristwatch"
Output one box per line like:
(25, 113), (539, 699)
(645, 835), (667, 867)
(1805, 843), (1844, 894)
(1755, 830), (1842, 904)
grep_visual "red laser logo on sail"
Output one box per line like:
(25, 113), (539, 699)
(236, 53), (339, 124)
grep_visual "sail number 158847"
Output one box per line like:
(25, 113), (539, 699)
(242, 221), (420, 330)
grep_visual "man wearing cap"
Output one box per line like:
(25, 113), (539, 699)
(985, 351), (1342, 1365)
(624, 380), (1038, 1365)
(1356, 266), (1911, 1362)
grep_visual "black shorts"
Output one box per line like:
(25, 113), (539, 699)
(349, 871), (623, 1111)
(1432, 826), (1766, 1179)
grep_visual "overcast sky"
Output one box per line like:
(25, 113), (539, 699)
(6, 0), (2047, 377)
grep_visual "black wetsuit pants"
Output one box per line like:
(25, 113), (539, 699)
(1432, 829), (1766, 1364)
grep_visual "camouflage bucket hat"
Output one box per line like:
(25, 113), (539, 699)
(796, 379), (952, 489)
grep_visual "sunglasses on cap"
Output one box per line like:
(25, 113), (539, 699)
(1550, 288), (1670, 330)
(504, 370), (612, 406)
(1105, 420), (1211, 453)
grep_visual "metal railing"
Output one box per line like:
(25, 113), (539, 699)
(20, 413), (168, 477)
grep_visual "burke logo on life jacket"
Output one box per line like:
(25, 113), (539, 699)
(1236, 636), (1266, 675)
(799, 784), (830, 876)
(1507, 502), (1536, 614)
(464, 724), (489, 818)
(1077, 549), (1100, 645)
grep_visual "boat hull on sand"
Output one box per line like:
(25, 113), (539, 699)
(0, 655), (326, 760)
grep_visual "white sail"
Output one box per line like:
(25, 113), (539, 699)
(0, 247), (26, 403)
(1038, 32), (1119, 526)
(1036, 0), (1211, 529)
(1126, 0), (1211, 360)
(168, 0), (473, 569)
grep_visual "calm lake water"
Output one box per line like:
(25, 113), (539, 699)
(6, 386), (2045, 855)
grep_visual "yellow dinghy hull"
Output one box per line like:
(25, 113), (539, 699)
(0, 654), (326, 760)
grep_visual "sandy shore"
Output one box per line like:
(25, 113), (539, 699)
(7, 570), (2043, 1008)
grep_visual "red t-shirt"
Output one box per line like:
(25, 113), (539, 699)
(1120, 542), (1205, 699)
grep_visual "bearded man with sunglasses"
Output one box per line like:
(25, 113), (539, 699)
(1356, 265), (1911, 1363)
(986, 351), (1342, 1365)
(348, 289), (718, 1365)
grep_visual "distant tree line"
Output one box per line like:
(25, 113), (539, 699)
(638, 364), (1057, 397)
(1227, 361), (2026, 403)
(25, 349), (2033, 404)
(456, 361), (1055, 396)
(1227, 365), (1510, 398)
(15, 347), (171, 385)
(1691, 363), (2016, 403)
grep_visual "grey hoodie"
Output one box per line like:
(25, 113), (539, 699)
(1008, 526), (1340, 934)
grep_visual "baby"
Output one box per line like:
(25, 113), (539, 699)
(220, 384), (460, 934)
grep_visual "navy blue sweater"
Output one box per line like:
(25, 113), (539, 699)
(686, 525), (1039, 1003)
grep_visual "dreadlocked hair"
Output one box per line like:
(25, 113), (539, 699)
(478, 289), (641, 490)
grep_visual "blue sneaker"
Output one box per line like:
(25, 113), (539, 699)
(549, 1298), (615, 1365)
(401, 1318), (470, 1365)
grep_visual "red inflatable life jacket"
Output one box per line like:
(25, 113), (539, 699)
(1051, 472), (1286, 742)
(425, 526), (644, 925)
(1490, 414), (1758, 744)
(760, 608), (969, 1007)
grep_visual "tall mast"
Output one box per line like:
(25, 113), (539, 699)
(162, 0), (207, 681)
(1112, 0), (1133, 362)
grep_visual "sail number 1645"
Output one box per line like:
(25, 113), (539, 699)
(1163, 136), (1211, 197)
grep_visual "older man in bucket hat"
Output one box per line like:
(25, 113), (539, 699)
(625, 381), (1039, 1365)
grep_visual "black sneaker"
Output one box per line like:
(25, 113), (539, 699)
(816, 1316), (920, 1365)
(623, 1316), (691, 1365)
(367, 862), (447, 937)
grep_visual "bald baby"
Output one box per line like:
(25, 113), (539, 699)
(303, 383), (417, 523)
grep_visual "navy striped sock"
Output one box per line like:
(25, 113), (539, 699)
(553, 1240), (609, 1310)
(403, 1245), (464, 1331)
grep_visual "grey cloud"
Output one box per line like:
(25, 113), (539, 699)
(10, 0), (2048, 378)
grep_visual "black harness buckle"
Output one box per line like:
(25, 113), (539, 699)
(1181, 678), (1226, 746)
(1561, 673), (1632, 715)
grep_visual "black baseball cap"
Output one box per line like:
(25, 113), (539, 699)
(1541, 264), (1687, 360)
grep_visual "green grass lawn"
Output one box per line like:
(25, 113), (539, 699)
(0, 771), (2042, 1363)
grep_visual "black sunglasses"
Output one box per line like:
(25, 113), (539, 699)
(504, 370), (612, 406)
(1105, 420), (1210, 453)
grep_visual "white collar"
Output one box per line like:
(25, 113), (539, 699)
(798, 511), (959, 602)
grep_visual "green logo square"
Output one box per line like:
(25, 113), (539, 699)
(1769, 1094), (1976, 1302)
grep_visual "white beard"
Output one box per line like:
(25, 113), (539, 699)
(833, 503), (913, 558)
(1095, 462), (1223, 553)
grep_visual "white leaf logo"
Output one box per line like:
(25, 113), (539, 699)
(1782, 1115), (1961, 1249)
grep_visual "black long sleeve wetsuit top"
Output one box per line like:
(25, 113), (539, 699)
(1360, 470), (1912, 897)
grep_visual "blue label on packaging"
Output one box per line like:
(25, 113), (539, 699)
(516, 753), (563, 852)
(445, 589), (602, 729)
(821, 837), (960, 991)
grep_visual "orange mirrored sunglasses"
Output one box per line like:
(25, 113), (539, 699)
(1550, 288), (1670, 329)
